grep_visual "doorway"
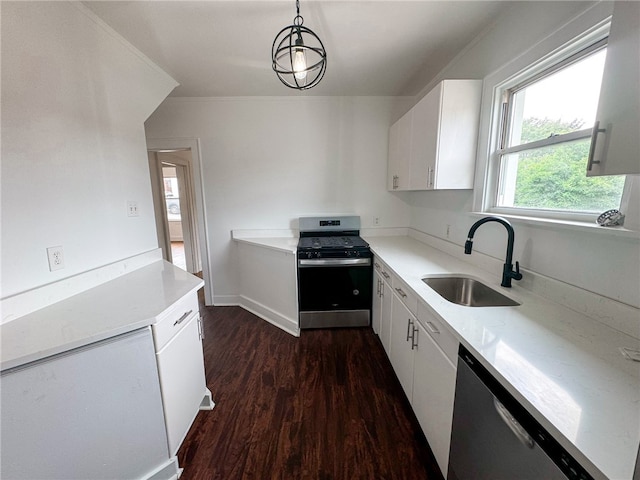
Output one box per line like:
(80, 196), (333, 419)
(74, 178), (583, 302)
(147, 138), (213, 306)
(148, 149), (201, 274)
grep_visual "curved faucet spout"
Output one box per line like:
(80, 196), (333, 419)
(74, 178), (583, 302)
(464, 216), (523, 288)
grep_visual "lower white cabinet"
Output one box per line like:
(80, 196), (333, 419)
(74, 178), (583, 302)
(373, 259), (394, 356)
(152, 290), (214, 456)
(389, 293), (418, 399)
(372, 269), (383, 335)
(412, 319), (457, 476)
(156, 314), (209, 455)
(1, 328), (175, 479)
(377, 258), (458, 479)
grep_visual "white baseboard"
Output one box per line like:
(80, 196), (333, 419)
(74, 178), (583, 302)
(212, 294), (241, 306)
(238, 295), (300, 337)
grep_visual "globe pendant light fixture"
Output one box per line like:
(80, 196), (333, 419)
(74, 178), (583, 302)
(272, 0), (327, 90)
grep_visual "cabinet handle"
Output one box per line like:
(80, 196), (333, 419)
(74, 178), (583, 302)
(411, 326), (419, 350)
(406, 318), (414, 341)
(381, 271), (390, 280)
(587, 120), (606, 171)
(395, 287), (407, 298)
(374, 262), (380, 270)
(173, 309), (193, 326)
(425, 321), (440, 335)
(376, 279), (381, 297)
(494, 398), (535, 449)
(197, 316), (204, 341)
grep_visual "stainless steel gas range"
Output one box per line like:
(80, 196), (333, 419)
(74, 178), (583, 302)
(297, 216), (373, 329)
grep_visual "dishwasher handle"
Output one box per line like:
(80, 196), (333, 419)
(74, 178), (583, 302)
(493, 398), (535, 449)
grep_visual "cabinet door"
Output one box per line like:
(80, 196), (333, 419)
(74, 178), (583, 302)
(389, 293), (416, 399)
(372, 270), (382, 335)
(588, 1), (640, 176)
(412, 320), (457, 477)
(380, 278), (393, 356)
(435, 80), (482, 189)
(1, 328), (169, 479)
(388, 110), (413, 191)
(410, 82), (441, 190)
(156, 314), (207, 455)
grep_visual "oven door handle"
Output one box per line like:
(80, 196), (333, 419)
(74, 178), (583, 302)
(298, 258), (372, 267)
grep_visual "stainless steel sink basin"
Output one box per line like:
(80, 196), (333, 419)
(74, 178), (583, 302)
(422, 276), (520, 307)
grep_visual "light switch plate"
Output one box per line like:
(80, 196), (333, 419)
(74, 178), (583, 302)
(127, 201), (139, 217)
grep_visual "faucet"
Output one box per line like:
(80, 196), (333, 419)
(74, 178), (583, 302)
(464, 216), (523, 288)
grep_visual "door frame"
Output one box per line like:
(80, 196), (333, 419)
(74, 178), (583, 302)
(147, 138), (214, 306)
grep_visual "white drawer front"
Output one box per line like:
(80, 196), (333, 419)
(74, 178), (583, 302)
(152, 291), (199, 351)
(417, 301), (459, 365)
(393, 275), (418, 316)
(376, 259), (394, 289)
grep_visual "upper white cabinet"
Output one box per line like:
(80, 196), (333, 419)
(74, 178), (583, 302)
(388, 110), (413, 190)
(588, 1), (640, 176)
(388, 79), (482, 191)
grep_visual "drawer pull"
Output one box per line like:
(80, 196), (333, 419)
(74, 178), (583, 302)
(425, 321), (440, 335)
(381, 271), (390, 280)
(395, 287), (407, 298)
(173, 309), (193, 326)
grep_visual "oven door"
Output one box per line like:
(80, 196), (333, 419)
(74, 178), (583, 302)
(298, 257), (372, 328)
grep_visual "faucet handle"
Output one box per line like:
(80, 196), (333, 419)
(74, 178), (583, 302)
(513, 261), (523, 281)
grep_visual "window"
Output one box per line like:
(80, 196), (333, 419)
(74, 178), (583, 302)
(491, 37), (626, 218)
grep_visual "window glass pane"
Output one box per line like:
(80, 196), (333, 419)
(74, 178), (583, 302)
(497, 137), (625, 212)
(508, 49), (606, 146)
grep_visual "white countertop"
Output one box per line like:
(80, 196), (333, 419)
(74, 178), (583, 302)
(0, 260), (204, 371)
(365, 235), (640, 480)
(233, 236), (298, 254)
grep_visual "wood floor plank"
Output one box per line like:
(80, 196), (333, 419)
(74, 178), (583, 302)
(178, 306), (443, 480)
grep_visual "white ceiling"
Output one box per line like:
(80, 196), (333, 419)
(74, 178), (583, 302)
(83, 1), (508, 97)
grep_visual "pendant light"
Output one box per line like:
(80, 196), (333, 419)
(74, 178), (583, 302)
(271, 0), (327, 90)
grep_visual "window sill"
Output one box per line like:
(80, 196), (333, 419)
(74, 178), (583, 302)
(470, 211), (639, 240)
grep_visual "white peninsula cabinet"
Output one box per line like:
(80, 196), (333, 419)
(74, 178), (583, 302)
(588, 1), (640, 176)
(388, 79), (482, 191)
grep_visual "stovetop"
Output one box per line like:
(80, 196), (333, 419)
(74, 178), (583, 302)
(298, 235), (369, 250)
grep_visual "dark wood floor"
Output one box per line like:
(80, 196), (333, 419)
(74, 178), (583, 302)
(178, 306), (443, 480)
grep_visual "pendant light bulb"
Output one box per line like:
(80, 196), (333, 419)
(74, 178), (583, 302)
(292, 41), (307, 80)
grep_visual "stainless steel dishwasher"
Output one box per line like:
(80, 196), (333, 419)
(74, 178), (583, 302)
(448, 345), (594, 480)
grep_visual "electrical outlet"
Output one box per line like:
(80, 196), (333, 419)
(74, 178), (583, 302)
(127, 201), (139, 217)
(374, 216), (380, 226)
(446, 224), (451, 238)
(47, 246), (65, 271)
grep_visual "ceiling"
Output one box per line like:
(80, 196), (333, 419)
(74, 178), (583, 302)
(83, 1), (508, 97)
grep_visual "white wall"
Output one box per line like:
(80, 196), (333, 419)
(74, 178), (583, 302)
(403, 1), (640, 308)
(145, 97), (410, 303)
(1, 2), (177, 299)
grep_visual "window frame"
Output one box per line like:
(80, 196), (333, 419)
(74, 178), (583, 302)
(473, 17), (632, 225)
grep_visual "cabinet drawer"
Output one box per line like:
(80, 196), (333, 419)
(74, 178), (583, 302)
(393, 276), (418, 316)
(417, 301), (458, 365)
(152, 291), (199, 351)
(375, 258), (394, 289)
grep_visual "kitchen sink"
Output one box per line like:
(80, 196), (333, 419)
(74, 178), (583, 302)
(422, 276), (520, 307)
